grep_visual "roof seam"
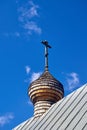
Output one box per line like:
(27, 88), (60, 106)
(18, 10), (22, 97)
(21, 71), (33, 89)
(34, 98), (66, 129)
(34, 89), (76, 130)
(20, 117), (35, 129)
(58, 94), (86, 129)
(72, 110), (87, 130)
(13, 84), (87, 130)
(82, 123), (87, 130)
(48, 86), (85, 130)
(65, 96), (86, 129)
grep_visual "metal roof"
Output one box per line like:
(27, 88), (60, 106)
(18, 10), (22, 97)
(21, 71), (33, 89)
(13, 83), (87, 130)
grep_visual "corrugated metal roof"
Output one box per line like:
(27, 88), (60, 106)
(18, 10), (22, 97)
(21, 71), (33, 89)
(12, 84), (87, 130)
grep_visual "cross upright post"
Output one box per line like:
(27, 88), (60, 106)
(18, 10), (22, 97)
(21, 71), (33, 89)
(41, 40), (51, 71)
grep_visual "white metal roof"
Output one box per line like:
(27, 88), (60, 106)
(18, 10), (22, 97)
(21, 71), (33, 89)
(12, 83), (87, 130)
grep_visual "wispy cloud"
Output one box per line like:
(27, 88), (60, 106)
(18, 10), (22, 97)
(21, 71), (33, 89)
(18, 0), (42, 35)
(25, 66), (31, 74)
(27, 99), (33, 106)
(24, 65), (42, 83)
(2, 32), (20, 38)
(66, 72), (80, 91)
(24, 21), (41, 35)
(0, 113), (14, 127)
(18, 0), (39, 21)
(30, 72), (41, 82)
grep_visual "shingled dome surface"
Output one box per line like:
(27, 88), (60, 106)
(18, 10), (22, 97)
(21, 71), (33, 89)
(29, 70), (64, 94)
(28, 70), (64, 117)
(30, 70), (64, 92)
(29, 71), (64, 101)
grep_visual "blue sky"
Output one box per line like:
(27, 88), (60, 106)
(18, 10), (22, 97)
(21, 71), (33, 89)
(0, 0), (87, 129)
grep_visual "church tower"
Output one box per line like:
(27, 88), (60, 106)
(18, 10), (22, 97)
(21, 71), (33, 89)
(28, 41), (64, 118)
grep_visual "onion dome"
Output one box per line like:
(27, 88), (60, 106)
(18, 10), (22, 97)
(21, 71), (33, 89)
(28, 41), (64, 118)
(29, 70), (64, 103)
(28, 70), (64, 117)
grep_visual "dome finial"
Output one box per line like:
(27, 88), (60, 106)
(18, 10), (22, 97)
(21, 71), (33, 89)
(41, 40), (52, 71)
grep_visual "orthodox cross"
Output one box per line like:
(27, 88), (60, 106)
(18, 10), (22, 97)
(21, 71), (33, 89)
(41, 40), (52, 71)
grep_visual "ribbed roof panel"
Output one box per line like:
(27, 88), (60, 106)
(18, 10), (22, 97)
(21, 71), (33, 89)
(12, 84), (87, 130)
